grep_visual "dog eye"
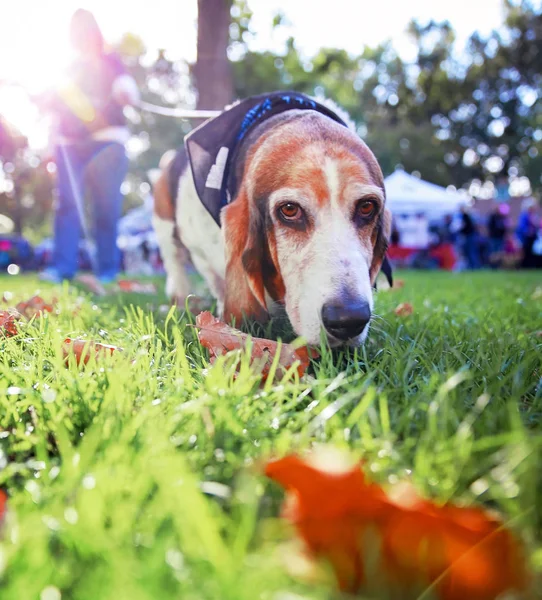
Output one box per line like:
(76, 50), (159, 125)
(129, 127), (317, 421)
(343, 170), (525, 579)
(278, 202), (303, 221)
(356, 199), (376, 219)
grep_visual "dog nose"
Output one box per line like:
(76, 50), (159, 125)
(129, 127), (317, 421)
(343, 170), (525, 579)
(321, 298), (372, 341)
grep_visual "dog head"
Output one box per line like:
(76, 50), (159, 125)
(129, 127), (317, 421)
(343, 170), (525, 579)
(221, 110), (391, 346)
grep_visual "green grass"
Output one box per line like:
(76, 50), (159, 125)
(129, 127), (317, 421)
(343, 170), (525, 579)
(0, 271), (541, 600)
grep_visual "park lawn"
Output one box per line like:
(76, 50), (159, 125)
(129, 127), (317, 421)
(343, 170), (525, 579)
(0, 270), (541, 600)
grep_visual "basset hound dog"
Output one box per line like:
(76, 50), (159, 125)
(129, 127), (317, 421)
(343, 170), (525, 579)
(152, 91), (392, 346)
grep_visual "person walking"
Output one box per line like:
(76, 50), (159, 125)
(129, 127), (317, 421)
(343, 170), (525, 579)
(39, 9), (140, 284)
(516, 199), (539, 269)
(487, 203), (508, 268)
(458, 206), (480, 269)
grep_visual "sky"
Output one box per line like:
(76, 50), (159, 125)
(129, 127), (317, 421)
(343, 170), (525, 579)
(0, 0), (529, 147)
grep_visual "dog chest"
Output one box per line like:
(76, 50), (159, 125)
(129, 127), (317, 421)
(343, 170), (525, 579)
(176, 170), (227, 284)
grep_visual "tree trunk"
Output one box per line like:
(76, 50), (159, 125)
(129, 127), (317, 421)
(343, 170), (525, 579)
(194, 0), (234, 110)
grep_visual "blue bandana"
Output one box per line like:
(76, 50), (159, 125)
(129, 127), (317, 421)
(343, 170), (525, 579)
(184, 91), (347, 227)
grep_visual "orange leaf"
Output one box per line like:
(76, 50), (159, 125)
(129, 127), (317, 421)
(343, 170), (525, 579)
(195, 311), (317, 379)
(0, 310), (21, 337)
(15, 295), (56, 319)
(265, 452), (529, 599)
(62, 337), (122, 366)
(117, 280), (157, 294)
(0, 489), (6, 522)
(394, 302), (413, 316)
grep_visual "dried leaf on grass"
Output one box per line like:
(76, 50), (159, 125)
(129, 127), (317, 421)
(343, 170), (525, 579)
(15, 295), (56, 319)
(265, 451), (530, 600)
(0, 489), (6, 523)
(395, 302), (414, 316)
(62, 338), (122, 366)
(0, 310), (22, 337)
(117, 280), (157, 294)
(195, 311), (317, 379)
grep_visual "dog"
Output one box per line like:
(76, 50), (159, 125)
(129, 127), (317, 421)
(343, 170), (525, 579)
(152, 91), (392, 346)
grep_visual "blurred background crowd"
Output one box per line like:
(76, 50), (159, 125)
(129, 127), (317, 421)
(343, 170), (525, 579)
(0, 0), (541, 279)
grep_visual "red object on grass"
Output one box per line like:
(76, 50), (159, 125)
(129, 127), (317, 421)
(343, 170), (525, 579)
(63, 338), (121, 365)
(394, 302), (414, 316)
(265, 453), (530, 599)
(0, 310), (20, 337)
(195, 311), (316, 379)
(387, 243), (457, 271)
(15, 295), (56, 319)
(117, 280), (157, 294)
(0, 489), (6, 522)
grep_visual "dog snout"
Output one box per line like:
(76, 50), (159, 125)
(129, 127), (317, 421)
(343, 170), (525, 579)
(321, 297), (372, 341)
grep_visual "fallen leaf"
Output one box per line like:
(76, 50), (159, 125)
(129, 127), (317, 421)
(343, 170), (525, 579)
(117, 280), (157, 294)
(62, 337), (122, 366)
(0, 310), (21, 337)
(0, 489), (7, 522)
(195, 311), (317, 379)
(15, 295), (56, 319)
(394, 302), (414, 316)
(265, 451), (529, 599)
(393, 279), (405, 289)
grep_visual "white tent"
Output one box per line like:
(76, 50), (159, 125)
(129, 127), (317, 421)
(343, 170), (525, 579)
(384, 170), (468, 220)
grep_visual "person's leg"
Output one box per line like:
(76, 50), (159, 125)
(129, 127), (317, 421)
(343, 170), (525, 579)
(488, 238), (498, 268)
(523, 236), (536, 269)
(467, 235), (479, 269)
(47, 145), (84, 280)
(85, 142), (128, 281)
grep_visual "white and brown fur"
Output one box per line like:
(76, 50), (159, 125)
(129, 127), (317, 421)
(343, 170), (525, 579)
(152, 105), (391, 346)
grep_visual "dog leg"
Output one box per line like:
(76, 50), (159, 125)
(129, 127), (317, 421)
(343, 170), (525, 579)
(152, 214), (192, 303)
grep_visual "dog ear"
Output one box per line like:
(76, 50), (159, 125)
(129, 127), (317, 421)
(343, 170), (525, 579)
(221, 186), (269, 325)
(370, 206), (393, 286)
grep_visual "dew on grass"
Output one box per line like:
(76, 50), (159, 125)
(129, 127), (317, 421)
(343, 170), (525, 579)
(82, 474), (96, 490)
(42, 388), (57, 404)
(64, 507), (78, 524)
(42, 516), (60, 531)
(165, 548), (185, 571)
(40, 586), (61, 600)
(26, 460), (46, 471)
(471, 478), (489, 496)
(305, 400), (319, 412)
(200, 481), (231, 499)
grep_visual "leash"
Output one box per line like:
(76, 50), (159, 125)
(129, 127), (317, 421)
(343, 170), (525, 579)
(138, 101), (220, 120)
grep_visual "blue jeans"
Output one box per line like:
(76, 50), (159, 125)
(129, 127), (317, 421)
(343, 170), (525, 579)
(460, 234), (480, 269)
(52, 141), (128, 280)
